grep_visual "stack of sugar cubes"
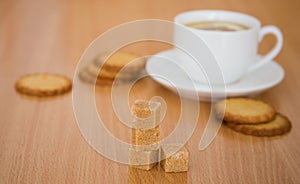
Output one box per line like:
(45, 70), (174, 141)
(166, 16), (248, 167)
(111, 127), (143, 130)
(129, 99), (189, 172)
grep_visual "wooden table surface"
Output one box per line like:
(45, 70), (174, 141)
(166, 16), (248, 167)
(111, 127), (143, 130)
(1, 0), (300, 183)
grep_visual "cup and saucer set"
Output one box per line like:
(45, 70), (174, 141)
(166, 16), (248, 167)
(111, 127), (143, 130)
(146, 10), (284, 101)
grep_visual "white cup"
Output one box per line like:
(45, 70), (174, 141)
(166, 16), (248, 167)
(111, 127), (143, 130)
(174, 10), (283, 84)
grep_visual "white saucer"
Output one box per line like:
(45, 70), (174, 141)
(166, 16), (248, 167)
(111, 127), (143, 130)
(146, 49), (285, 101)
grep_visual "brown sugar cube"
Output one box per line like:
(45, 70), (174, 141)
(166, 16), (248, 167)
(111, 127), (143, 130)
(131, 100), (161, 130)
(129, 147), (159, 170)
(131, 99), (152, 118)
(160, 144), (189, 173)
(131, 126), (160, 146)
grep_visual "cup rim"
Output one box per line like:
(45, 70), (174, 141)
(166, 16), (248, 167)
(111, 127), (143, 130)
(174, 10), (261, 34)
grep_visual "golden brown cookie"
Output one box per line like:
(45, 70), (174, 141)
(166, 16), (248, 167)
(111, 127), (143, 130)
(96, 78), (115, 85)
(94, 51), (146, 72)
(15, 73), (72, 96)
(214, 98), (276, 124)
(85, 62), (134, 80)
(78, 70), (113, 85)
(225, 113), (292, 136)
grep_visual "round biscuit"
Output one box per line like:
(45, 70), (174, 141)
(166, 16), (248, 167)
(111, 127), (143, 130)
(94, 51), (146, 72)
(79, 70), (114, 85)
(15, 73), (72, 97)
(98, 68), (135, 80)
(84, 63), (135, 80)
(225, 113), (291, 136)
(79, 69), (130, 86)
(214, 98), (276, 124)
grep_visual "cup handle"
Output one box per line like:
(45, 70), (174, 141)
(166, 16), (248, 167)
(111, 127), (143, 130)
(247, 26), (283, 73)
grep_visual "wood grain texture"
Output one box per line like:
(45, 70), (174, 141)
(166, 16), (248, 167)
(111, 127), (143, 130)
(1, 0), (300, 183)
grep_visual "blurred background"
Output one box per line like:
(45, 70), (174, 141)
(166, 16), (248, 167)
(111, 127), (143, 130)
(1, 0), (299, 75)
